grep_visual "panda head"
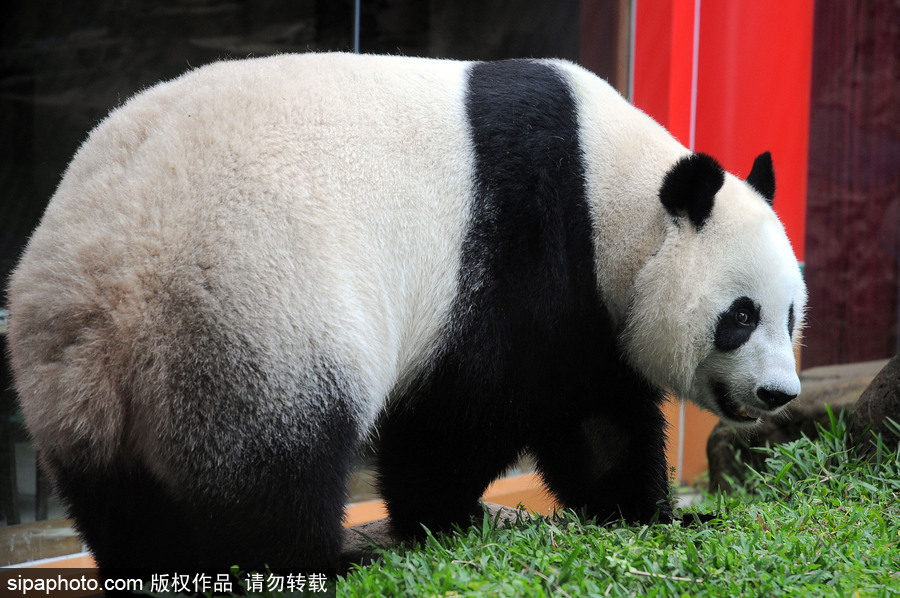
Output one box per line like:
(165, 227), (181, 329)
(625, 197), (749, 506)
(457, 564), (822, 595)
(622, 152), (806, 426)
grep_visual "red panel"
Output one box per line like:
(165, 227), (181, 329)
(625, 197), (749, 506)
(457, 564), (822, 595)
(632, 0), (696, 143)
(695, 0), (814, 260)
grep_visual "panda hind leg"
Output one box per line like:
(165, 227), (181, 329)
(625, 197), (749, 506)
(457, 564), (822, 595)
(178, 396), (362, 572)
(45, 398), (360, 575)
(44, 454), (197, 573)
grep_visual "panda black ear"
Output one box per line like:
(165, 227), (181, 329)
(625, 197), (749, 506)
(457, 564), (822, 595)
(746, 151), (776, 205)
(659, 153), (725, 230)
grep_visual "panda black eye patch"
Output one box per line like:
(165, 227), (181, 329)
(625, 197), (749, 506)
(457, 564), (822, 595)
(714, 296), (760, 351)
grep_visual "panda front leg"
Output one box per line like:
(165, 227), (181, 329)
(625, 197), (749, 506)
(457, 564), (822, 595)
(376, 389), (524, 539)
(530, 373), (673, 525)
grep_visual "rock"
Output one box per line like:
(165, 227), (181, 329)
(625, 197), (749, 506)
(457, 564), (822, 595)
(851, 354), (900, 454)
(707, 359), (888, 492)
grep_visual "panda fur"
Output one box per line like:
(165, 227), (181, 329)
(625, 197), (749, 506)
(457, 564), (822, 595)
(5, 53), (806, 571)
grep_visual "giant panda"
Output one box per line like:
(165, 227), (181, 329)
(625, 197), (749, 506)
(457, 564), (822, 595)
(6, 53), (805, 573)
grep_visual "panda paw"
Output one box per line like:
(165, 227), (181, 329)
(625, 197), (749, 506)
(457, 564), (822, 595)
(677, 511), (719, 527)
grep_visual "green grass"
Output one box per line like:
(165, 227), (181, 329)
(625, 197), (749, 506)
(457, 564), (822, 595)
(339, 411), (900, 597)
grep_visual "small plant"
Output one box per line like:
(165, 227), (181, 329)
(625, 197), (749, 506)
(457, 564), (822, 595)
(742, 406), (900, 500)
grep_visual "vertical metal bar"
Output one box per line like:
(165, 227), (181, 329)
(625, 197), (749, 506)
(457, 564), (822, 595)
(676, 0), (701, 485)
(354, 0), (361, 54)
(627, 0), (637, 102)
(689, 0), (701, 152)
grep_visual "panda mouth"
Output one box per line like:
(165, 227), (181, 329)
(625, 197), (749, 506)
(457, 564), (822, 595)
(713, 383), (762, 424)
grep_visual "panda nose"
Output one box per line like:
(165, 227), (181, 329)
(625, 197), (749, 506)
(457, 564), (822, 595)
(757, 387), (797, 410)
